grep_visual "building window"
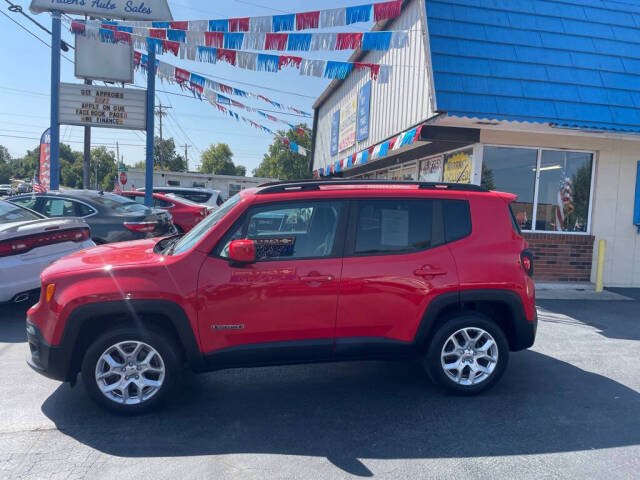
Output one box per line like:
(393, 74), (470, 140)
(192, 181), (206, 188)
(482, 146), (593, 233)
(389, 162), (417, 181)
(228, 183), (242, 197)
(167, 180), (180, 186)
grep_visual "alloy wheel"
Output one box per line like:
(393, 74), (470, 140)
(440, 327), (499, 386)
(95, 340), (166, 405)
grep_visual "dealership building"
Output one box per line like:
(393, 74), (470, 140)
(311, 0), (640, 287)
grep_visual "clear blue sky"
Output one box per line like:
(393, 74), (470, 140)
(0, 0), (370, 174)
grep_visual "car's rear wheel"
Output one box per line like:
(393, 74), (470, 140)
(424, 313), (509, 395)
(81, 327), (180, 414)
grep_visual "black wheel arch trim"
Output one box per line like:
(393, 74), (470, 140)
(414, 289), (536, 352)
(60, 299), (204, 379)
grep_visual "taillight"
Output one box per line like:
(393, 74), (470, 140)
(123, 221), (156, 233)
(521, 249), (534, 277)
(0, 228), (90, 257)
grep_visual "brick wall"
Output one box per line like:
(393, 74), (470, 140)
(523, 233), (595, 282)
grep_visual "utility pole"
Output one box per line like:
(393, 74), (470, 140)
(116, 141), (120, 166)
(154, 103), (171, 168)
(181, 144), (191, 172)
(83, 78), (92, 189)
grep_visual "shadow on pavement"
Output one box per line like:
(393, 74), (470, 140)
(0, 302), (30, 343)
(537, 299), (640, 341)
(41, 351), (640, 476)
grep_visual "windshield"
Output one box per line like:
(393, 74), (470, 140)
(91, 193), (149, 214)
(171, 193), (242, 255)
(0, 201), (42, 223)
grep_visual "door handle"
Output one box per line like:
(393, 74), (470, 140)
(300, 275), (334, 282)
(414, 267), (447, 277)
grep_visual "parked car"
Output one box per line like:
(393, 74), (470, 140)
(16, 183), (30, 194)
(9, 190), (175, 244)
(0, 199), (94, 303)
(0, 184), (14, 196)
(137, 186), (224, 209)
(26, 180), (536, 413)
(119, 191), (209, 233)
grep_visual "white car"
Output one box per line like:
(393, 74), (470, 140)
(0, 200), (95, 303)
(137, 187), (224, 210)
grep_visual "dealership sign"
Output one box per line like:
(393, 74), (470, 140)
(30, 0), (172, 21)
(59, 83), (146, 130)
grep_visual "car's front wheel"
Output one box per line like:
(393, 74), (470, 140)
(81, 327), (180, 414)
(424, 313), (509, 395)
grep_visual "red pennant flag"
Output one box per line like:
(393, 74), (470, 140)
(374, 0), (402, 21)
(101, 24), (117, 32)
(296, 11), (320, 30)
(204, 31), (224, 48)
(265, 33), (288, 51)
(114, 31), (131, 44)
(170, 21), (188, 30)
(336, 33), (363, 50)
(279, 55), (302, 69)
(134, 51), (142, 65)
(162, 40), (179, 56)
(149, 28), (166, 39)
(219, 84), (233, 94)
(175, 67), (191, 84)
(71, 22), (85, 34)
(229, 17), (250, 32)
(216, 48), (237, 65)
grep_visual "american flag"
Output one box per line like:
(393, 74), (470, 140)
(555, 176), (574, 231)
(33, 174), (46, 193)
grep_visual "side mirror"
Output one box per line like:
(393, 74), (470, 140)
(228, 239), (256, 264)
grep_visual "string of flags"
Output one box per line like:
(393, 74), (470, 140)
(71, 24), (393, 83)
(96, 1), (402, 32)
(317, 125), (424, 177)
(135, 54), (309, 157)
(93, 23), (409, 53)
(134, 52), (309, 134)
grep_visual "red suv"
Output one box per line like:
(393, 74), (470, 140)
(26, 181), (536, 413)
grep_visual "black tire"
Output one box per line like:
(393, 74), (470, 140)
(81, 326), (181, 414)
(424, 313), (509, 395)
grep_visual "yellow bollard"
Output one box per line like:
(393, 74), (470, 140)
(595, 239), (606, 293)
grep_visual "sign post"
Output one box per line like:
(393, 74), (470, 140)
(49, 11), (61, 191)
(145, 49), (156, 208)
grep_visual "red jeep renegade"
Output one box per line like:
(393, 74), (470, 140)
(26, 180), (536, 413)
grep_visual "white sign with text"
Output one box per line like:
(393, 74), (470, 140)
(30, 0), (172, 21)
(59, 83), (146, 130)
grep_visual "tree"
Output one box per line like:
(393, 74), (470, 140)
(90, 146), (118, 191)
(0, 145), (10, 183)
(154, 137), (186, 172)
(253, 124), (312, 180)
(200, 143), (246, 176)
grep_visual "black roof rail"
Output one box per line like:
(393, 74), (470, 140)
(256, 179), (488, 194)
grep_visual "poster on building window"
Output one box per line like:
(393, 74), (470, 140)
(443, 149), (473, 184)
(357, 81), (371, 142)
(339, 97), (357, 152)
(419, 155), (443, 182)
(330, 110), (340, 156)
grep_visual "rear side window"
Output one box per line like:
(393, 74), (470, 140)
(508, 203), (521, 234)
(443, 200), (471, 243)
(353, 199), (441, 255)
(183, 192), (212, 203)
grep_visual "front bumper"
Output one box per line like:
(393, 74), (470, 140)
(26, 321), (72, 382)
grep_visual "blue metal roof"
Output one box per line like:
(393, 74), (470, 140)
(425, 0), (640, 132)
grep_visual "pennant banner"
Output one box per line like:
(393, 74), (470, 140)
(86, 1), (402, 33)
(319, 125), (424, 177)
(135, 55), (309, 157)
(72, 25), (393, 83)
(93, 23), (410, 52)
(135, 53), (309, 134)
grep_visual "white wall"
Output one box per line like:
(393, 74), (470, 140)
(124, 169), (276, 199)
(312, 0), (434, 171)
(479, 129), (640, 287)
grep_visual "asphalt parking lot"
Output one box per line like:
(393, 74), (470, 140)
(1, 298), (639, 479)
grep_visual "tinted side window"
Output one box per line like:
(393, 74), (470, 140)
(74, 201), (95, 217)
(11, 197), (38, 210)
(443, 200), (471, 243)
(354, 199), (439, 255)
(182, 192), (212, 203)
(153, 198), (173, 208)
(41, 198), (75, 217)
(220, 201), (342, 260)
